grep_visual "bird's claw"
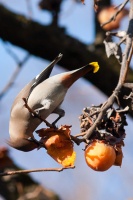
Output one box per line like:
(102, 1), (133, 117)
(34, 110), (39, 115)
(31, 110), (39, 117)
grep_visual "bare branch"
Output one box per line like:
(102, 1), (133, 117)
(0, 166), (75, 176)
(123, 83), (133, 88)
(0, 43), (30, 100)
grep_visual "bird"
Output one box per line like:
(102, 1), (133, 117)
(8, 54), (99, 152)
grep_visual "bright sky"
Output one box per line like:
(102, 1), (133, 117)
(0, 1), (133, 200)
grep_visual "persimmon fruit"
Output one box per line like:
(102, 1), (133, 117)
(85, 141), (116, 171)
(97, 6), (128, 31)
(37, 126), (76, 167)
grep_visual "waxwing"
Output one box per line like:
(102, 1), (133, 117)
(9, 53), (99, 152)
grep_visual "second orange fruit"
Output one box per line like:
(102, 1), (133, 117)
(85, 141), (116, 171)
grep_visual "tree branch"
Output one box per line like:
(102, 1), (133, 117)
(75, 0), (133, 142)
(0, 166), (75, 176)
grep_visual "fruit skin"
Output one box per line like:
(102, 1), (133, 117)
(97, 6), (128, 31)
(37, 125), (76, 167)
(85, 141), (116, 171)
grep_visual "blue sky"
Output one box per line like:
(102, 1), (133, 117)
(0, 1), (133, 200)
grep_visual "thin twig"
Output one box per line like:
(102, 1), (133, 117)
(106, 31), (126, 45)
(3, 42), (20, 63)
(123, 83), (133, 88)
(0, 166), (75, 176)
(127, 41), (133, 65)
(70, 135), (85, 145)
(0, 67), (21, 99)
(0, 42), (30, 99)
(23, 98), (54, 128)
(72, 132), (87, 138)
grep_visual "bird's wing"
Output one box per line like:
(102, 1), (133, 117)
(27, 53), (63, 100)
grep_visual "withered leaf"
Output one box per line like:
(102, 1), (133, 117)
(114, 145), (123, 167)
(103, 39), (122, 63)
(110, 112), (121, 123)
(37, 125), (76, 167)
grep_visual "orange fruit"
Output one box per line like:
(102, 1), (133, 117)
(37, 125), (76, 167)
(98, 6), (128, 31)
(85, 141), (116, 171)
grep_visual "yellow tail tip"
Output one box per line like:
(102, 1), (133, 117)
(89, 62), (100, 73)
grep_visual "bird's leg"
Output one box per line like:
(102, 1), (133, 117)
(34, 106), (46, 115)
(23, 98), (54, 128)
(34, 106), (65, 128)
(34, 105), (57, 128)
(52, 107), (65, 126)
(33, 99), (52, 114)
